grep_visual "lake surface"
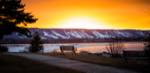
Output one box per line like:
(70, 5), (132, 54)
(2, 42), (145, 53)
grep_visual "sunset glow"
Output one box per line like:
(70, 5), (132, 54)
(22, 0), (150, 30)
(59, 17), (107, 29)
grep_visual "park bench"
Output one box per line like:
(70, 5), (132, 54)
(60, 45), (77, 55)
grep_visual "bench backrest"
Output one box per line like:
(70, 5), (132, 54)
(60, 46), (75, 51)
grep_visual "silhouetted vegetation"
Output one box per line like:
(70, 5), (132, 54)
(144, 33), (150, 60)
(29, 32), (43, 52)
(0, 46), (8, 52)
(0, 0), (37, 39)
(106, 36), (124, 57)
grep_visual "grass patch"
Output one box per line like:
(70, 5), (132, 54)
(45, 53), (149, 73)
(0, 54), (84, 73)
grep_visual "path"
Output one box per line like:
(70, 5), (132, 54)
(9, 53), (138, 73)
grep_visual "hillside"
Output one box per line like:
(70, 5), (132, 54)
(1, 28), (149, 43)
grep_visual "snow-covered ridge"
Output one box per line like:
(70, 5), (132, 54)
(1, 28), (150, 43)
(31, 29), (149, 39)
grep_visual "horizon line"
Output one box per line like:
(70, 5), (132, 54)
(26, 27), (150, 31)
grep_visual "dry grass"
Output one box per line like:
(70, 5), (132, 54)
(0, 54), (84, 73)
(44, 52), (149, 73)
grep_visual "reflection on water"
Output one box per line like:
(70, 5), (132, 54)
(2, 42), (145, 53)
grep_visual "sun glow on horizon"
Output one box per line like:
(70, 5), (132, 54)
(23, 0), (150, 30)
(58, 17), (108, 29)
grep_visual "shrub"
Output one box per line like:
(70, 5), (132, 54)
(0, 46), (8, 52)
(29, 32), (43, 52)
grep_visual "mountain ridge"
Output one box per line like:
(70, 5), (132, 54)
(1, 28), (150, 44)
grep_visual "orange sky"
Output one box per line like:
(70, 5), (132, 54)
(22, 0), (150, 30)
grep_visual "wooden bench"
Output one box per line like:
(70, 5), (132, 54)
(60, 45), (77, 55)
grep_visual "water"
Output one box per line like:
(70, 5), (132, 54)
(1, 42), (145, 53)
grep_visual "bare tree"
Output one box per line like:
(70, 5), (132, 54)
(106, 36), (124, 57)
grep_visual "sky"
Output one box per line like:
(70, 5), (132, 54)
(22, 0), (150, 30)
